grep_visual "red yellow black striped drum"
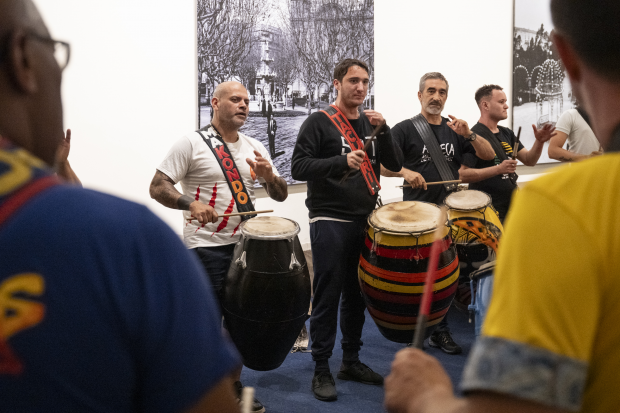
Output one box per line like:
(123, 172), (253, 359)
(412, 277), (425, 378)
(358, 201), (459, 343)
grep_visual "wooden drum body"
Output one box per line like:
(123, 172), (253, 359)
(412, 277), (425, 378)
(358, 201), (459, 343)
(222, 216), (311, 371)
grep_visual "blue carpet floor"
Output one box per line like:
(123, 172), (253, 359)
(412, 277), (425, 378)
(240, 307), (475, 413)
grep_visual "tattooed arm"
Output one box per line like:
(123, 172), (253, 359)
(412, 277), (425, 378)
(247, 150), (288, 202)
(149, 170), (218, 223)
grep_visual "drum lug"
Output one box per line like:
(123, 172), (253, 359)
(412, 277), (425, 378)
(236, 251), (247, 269)
(289, 252), (302, 271)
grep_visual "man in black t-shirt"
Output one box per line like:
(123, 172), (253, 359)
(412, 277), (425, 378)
(461, 85), (557, 222)
(292, 59), (403, 402)
(381, 72), (495, 356)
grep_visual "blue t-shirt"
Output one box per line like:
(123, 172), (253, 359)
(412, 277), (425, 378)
(0, 145), (240, 412)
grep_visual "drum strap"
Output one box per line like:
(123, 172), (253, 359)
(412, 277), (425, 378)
(471, 122), (518, 186)
(410, 114), (458, 192)
(322, 105), (381, 195)
(197, 126), (256, 220)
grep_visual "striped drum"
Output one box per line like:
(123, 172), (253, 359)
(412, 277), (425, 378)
(358, 201), (459, 343)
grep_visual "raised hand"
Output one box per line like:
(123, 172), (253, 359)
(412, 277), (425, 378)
(246, 150), (276, 182)
(55, 129), (72, 165)
(447, 115), (472, 138)
(363, 110), (386, 126)
(532, 123), (557, 143)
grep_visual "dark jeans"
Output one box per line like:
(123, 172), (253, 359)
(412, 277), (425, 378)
(309, 219), (367, 363)
(192, 244), (236, 311)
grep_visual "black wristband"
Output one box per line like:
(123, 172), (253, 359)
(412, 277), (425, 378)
(177, 195), (194, 210)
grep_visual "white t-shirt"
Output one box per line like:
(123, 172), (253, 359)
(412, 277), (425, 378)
(555, 109), (600, 155)
(157, 127), (279, 249)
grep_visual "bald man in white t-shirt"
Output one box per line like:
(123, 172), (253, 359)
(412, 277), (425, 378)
(548, 108), (602, 162)
(149, 81), (287, 413)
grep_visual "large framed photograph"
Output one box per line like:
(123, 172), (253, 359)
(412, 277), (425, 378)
(512, 0), (573, 163)
(197, 0), (375, 186)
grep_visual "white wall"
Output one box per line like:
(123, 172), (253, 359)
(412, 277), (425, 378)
(37, 0), (539, 249)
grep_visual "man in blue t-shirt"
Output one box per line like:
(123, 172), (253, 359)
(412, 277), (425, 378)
(0, 1), (241, 412)
(380, 72), (495, 355)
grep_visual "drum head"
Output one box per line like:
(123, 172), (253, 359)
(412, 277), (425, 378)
(369, 201), (440, 234)
(445, 190), (490, 211)
(241, 216), (300, 239)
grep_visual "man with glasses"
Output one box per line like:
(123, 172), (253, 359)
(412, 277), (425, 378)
(0, 1), (242, 412)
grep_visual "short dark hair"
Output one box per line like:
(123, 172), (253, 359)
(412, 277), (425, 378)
(334, 58), (369, 83)
(551, 0), (620, 81)
(419, 72), (449, 93)
(475, 84), (503, 105)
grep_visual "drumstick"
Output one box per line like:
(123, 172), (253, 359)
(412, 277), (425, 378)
(241, 387), (255, 413)
(339, 122), (384, 184)
(186, 209), (273, 221)
(411, 206), (448, 349)
(397, 179), (461, 188)
(512, 127), (522, 160)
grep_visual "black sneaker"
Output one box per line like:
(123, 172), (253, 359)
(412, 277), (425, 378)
(312, 371), (337, 401)
(337, 361), (384, 385)
(428, 331), (462, 355)
(234, 381), (266, 413)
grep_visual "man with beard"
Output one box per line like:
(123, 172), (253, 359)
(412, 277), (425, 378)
(384, 1), (620, 412)
(150, 81), (288, 413)
(460, 84), (557, 222)
(381, 72), (495, 355)
(291, 58), (403, 402)
(0, 1), (240, 411)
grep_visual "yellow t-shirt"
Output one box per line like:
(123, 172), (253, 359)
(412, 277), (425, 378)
(461, 153), (620, 412)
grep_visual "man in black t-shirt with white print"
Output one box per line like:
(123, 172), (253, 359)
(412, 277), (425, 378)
(461, 85), (557, 222)
(381, 72), (495, 356)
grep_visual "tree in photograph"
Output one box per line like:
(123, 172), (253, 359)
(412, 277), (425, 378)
(272, 32), (299, 103)
(197, 0), (266, 86)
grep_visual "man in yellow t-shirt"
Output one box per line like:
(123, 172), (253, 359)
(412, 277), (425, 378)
(383, 0), (620, 412)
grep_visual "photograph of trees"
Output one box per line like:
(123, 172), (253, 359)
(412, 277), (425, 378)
(513, 0), (572, 163)
(197, 0), (374, 185)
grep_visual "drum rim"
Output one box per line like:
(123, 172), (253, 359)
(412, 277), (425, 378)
(444, 190), (491, 212)
(367, 201), (443, 236)
(240, 216), (301, 240)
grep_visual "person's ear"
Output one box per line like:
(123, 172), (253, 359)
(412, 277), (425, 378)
(6, 30), (39, 94)
(552, 32), (581, 85)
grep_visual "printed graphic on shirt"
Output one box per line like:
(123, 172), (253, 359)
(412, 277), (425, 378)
(341, 135), (376, 163)
(496, 142), (514, 180)
(420, 143), (455, 163)
(0, 273), (45, 375)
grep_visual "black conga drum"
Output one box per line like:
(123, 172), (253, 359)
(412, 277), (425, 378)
(222, 216), (311, 371)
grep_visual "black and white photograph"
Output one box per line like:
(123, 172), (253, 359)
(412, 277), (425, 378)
(197, 0), (375, 186)
(512, 0), (572, 163)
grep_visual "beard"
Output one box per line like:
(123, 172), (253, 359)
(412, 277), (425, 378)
(425, 103), (443, 115)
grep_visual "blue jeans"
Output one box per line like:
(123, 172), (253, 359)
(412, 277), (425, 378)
(192, 244), (236, 311)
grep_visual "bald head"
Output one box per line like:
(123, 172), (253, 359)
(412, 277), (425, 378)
(213, 81), (247, 100)
(0, 0), (64, 166)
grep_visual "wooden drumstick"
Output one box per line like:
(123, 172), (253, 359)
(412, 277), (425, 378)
(186, 209), (273, 222)
(241, 386), (255, 413)
(512, 126), (522, 160)
(411, 206), (448, 349)
(397, 179), (461, 188)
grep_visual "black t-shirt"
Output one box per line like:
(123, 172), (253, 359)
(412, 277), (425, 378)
(391, 116), (477, 205)
(468, 124), (519, 219)
(291, 111), (403, 220)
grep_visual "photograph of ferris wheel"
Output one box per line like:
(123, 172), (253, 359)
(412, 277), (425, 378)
(196, 0), (375, 186)
(512, 0), (573, 164)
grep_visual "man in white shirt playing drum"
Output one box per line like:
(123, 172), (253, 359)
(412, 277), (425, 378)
(149, 81), (288, 413)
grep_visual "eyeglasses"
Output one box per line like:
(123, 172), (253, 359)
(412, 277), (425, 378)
(26, 32), (71, 71)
